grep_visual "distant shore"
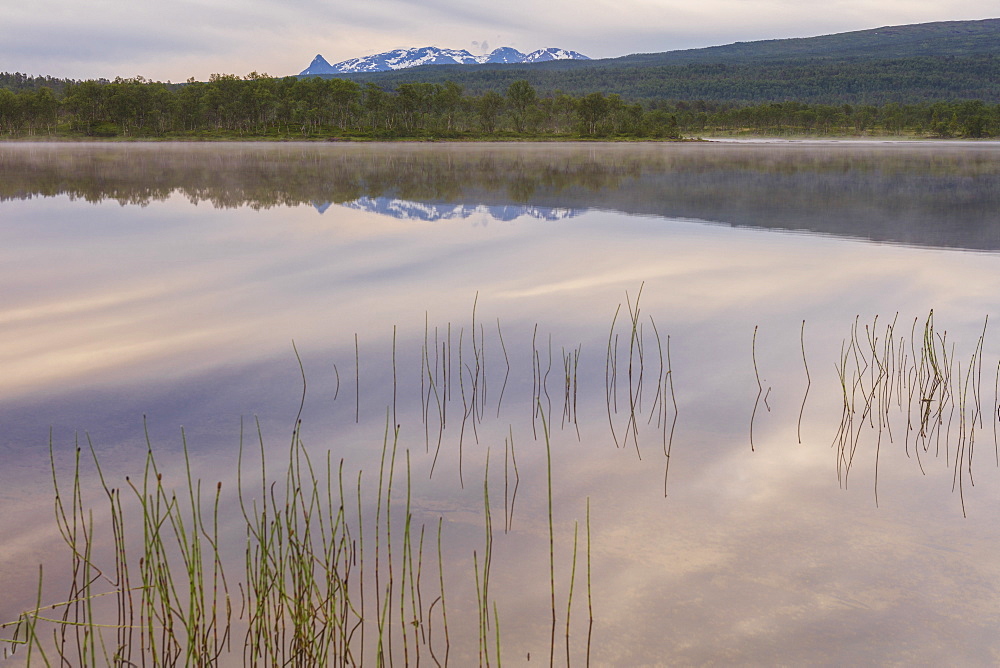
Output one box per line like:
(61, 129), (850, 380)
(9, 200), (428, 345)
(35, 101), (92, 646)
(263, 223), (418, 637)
(1, 134), (988, 144)
(6, 129), (995, 143)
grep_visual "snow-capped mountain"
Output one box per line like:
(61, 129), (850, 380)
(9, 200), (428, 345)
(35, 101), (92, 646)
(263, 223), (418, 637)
(299, 46), (589, 75)
(521, 48), (587, 63)
(480, 47), (525, 64)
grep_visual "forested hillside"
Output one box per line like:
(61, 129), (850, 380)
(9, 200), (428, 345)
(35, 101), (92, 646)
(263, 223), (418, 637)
(340, 56), (999, 105)
(599, 18), (1000, 65)
(326, 19), (1000, 104)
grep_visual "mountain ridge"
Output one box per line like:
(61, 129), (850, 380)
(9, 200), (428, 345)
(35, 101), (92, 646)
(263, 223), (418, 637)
(601, 17), (1000, 66)
(309, 18), (1000, 104)
(300, 46), (589, 75)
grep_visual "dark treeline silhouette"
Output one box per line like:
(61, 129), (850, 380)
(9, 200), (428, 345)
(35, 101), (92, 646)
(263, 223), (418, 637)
(0, 73), (997, 139)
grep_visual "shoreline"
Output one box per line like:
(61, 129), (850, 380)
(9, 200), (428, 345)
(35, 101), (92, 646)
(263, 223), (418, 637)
(2, 135), (998, 145)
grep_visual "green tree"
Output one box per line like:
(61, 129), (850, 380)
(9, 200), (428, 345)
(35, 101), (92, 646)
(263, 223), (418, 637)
(326, 78), (361, 130)
(63, 80), (109, 132)
(434, 81), (464, 132)
(477, 91), (504, 133)
(957, 100), (991, 137)
(25, 87), (59, 134)
(642, 110), (680, 138)
(362, 83), (387, 132)
(0, 89), (24, 134)
(506, 80), (537, 132)
(395, 83), (435, 132)
(577, 92), (608, 135)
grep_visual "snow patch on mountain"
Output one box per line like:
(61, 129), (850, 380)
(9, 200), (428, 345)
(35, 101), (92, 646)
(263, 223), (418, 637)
(482, 46), (528, 64)
(299, 46), (589, 75)
(523, 48), (586, 63)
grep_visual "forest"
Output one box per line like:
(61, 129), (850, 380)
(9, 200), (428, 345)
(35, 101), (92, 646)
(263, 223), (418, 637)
(337, 54), (1000, 106)
(0, 72), (997, 139)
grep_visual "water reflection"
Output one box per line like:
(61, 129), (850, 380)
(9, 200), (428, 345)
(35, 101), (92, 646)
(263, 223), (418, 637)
(2, 141), (999, 249)
(4, 142), (1000, 664)
(336, 196), (582, 222)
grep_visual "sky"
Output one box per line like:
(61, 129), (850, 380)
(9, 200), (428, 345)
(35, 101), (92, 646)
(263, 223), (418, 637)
(1, 0), (997, 81)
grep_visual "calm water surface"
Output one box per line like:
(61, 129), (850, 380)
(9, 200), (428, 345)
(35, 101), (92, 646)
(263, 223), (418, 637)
(3, 141), (1000, 665)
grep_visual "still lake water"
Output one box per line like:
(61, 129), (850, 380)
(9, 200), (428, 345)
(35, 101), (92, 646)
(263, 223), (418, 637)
(3, 141), (1000, 665)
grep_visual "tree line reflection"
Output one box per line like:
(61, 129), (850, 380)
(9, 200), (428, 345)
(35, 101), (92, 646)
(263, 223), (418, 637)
(2, 143), (998, 249)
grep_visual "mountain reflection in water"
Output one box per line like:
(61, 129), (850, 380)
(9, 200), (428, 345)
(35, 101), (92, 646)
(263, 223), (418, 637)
(330, 196), (582, 221)
(2, 141), (998, 250)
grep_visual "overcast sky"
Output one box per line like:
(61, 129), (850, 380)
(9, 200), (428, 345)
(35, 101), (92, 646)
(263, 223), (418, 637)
(1, 0), (996, 81)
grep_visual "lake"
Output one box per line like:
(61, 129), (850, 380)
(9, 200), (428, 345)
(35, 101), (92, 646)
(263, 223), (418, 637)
(3, 140), (1000, 665)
